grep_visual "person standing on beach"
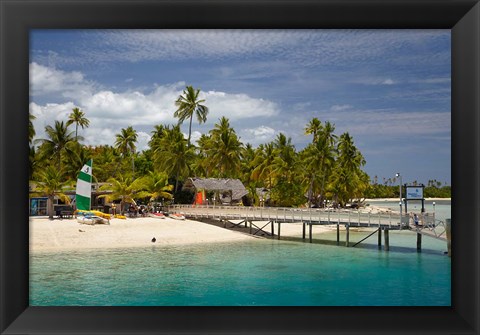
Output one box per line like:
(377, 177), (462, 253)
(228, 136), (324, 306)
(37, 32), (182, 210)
(414, 213), (419, 227)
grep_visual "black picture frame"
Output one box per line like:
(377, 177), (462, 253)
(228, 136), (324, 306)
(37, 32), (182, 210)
(1, 0), (478, 334)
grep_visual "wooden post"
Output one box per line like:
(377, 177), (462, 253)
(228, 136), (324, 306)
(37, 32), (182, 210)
(417, 233), (422, 252)
(223, 219), (226, 228)
(271, 221), (274, 237)
(277, 221), (281, 240)
(384, 228), (389, 251)
(345, 224), (350, 247)
(249, 220), (252, 234)
(302, 222), (306, 240)
(336, 221), (340, 245)
(309, 223), (313, 243)
(378, 226), (382, 249)
(446, 218), (451, 257)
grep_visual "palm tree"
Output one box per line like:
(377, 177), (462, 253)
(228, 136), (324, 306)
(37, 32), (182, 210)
(337, 132), (365, 174)
(331, 132), (367, 206)
(29, 113), (36, 144)
(132, 171), (174, 203)
(114, 126), (138, 174)
(148, 124), (167, 149)
(271, 133), (297, 183)
(239, 143), (261, 205)
(317, 121), (337, 205)
(304, 117), (322, 143)
(251, 142), (276, 189)
(30, 165), (73, 219)
(34, 120), (77, 170)
(206, 117), (242, 178)
(193, 133), (214, 177)
(174, 85), (209, 147)
(98, 175), (138, 215)
(153, 125), (194, 193)
(88, 145), (117, 182)
(62, 142), (91, 181)
(66, 107), (90, 141)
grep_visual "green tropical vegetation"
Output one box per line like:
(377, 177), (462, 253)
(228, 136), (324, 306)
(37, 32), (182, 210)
(29, 86), (451, 214)
(174, 85), (209, 147)
(67, 107), (90, 141)
(30, 166), (74, 219)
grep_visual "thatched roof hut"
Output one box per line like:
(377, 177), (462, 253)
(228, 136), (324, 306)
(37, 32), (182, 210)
(183, 178), (248, 204)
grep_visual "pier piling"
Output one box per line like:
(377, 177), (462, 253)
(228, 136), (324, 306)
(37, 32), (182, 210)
(336, 222), (340, 245)
(446, 219), (451, 257)
(417, 233), (422, 252)
(384, 229), (389, 251)
(345, 224), (350, 247)
(309, 223), (313, 243)
(378, 226), (382, 249)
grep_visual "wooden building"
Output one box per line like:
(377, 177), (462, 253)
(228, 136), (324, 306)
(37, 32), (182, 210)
(182, 178), (248, 205)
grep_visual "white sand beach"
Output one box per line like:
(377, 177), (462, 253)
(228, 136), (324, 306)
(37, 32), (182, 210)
(30, 216), (334, 253)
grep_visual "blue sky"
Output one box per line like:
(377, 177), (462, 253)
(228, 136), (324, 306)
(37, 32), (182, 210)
(29, 29), (451, 185)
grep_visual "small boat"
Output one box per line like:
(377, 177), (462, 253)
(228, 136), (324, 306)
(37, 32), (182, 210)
(77, 215), (110, 225)
(169, 213), (185, 220)
(149, 212), (166, 219)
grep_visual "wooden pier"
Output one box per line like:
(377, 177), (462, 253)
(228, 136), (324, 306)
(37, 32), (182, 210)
(169, 205), (449, 254)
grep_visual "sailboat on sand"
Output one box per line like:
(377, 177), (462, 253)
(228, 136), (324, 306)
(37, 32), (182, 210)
(75, 159), (110, 225)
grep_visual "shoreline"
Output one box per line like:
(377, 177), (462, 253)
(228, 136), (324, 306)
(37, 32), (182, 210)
(29, 216), (334, 253)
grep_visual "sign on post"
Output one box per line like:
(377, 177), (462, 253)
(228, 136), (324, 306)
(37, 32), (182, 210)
(406, 186), (423, 200)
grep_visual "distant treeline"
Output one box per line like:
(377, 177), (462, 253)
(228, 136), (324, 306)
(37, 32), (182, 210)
(366, 183), (451, 199)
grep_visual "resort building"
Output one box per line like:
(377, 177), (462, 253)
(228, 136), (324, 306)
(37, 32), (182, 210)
(29, 182), (114, 216)
(183, 178), (248, 205)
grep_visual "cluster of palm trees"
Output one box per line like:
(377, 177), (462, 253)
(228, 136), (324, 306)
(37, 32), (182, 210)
(30, 85), (371, 218)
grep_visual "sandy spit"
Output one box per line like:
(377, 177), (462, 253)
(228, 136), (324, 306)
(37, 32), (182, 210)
(29, 217), (334, 253)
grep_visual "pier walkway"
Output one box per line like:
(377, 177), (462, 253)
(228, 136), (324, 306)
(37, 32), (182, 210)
(168, 205), (449, 249)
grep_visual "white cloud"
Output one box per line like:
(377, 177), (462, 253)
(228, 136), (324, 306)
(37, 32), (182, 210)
(240, 126), (276, 145)
(136, 131), (151, 152)
(205, 91), (278, 121)
(30, 102), (77, 133)
(82, 127), (117, 148)
(190, 131), (202, 144)
(30, 62), (95, 99)
(330, 104), (352, 112)
(29, 64), (281, 150)
(352, 77), (397, 86)
(82, 89), (177, 125)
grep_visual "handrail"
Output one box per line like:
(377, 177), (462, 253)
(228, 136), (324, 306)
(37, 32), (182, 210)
(167, 204), (441, 228)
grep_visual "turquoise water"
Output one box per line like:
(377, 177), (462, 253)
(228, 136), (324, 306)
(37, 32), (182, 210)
(30, 236), (450, 306)
(30, 201), (451, 306)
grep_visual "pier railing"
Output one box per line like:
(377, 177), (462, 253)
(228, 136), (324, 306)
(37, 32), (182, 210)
(168, 204), (436, 230)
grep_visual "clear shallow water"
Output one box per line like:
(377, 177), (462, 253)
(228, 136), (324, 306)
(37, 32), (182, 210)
(30, 236), (451, 306)
(30, 201), (451, 306)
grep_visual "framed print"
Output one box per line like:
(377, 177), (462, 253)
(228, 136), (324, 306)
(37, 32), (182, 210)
(1, 0), (479, 334)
